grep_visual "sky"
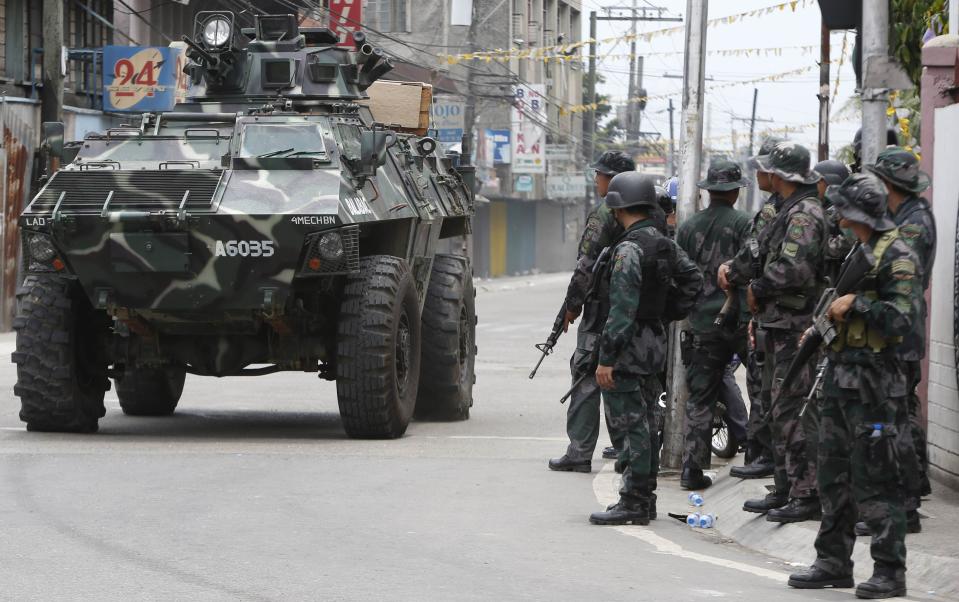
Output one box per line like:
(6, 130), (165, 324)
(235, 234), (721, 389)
(579, 0), (861, 159)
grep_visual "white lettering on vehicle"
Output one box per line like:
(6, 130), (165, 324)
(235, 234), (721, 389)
(290, 215), (338, 226)
(214, 240), (276, 257)
(24, 217), (46, 227)
(343, 194), (373, 216)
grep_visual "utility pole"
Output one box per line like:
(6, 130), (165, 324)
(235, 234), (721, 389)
(667, 98), (676, 176)
(627, 0), (638, 145)
(663, 0), (707, 470)
(817, 20), (830, 161)
(460, 0), (480, 165)
(585, 11), (598, 213)
(859, 0), (890, 165)
(41, 0), (64, 124)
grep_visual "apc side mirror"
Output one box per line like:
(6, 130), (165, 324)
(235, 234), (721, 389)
(41, 122), (65, 159)
(356, 129), (395, 178)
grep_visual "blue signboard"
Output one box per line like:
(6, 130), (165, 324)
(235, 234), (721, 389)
(103, 46), (187, 112)
(486, 129), (511, 164)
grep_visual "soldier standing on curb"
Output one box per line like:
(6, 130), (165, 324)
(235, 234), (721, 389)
(788, 173), (919, 599)
(549, 151), (635, 473)
(726, 137), (782, 480)
(852, 148), (936, 537)
(720, 142), (826, 523)
(676, 160), (752, 491)
(587, 172), (702, 526)
(815, 159), (854, 287)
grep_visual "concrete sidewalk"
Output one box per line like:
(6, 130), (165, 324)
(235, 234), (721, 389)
(663, 459), (959, 601)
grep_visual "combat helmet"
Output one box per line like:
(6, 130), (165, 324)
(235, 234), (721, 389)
(591, 150), (636, 176)
(605, 172), (658, 210)
(814, 160), (850, 186)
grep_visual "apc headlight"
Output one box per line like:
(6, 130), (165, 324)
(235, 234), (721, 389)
(202, 17), (232, 48)
(27, 233), (56, 262)
(316, 232), (344, 261)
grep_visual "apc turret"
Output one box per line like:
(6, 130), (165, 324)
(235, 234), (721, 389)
(13, 12), (476, 439)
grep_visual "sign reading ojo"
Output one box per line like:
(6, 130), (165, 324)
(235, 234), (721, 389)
(103, 46), (187, 112)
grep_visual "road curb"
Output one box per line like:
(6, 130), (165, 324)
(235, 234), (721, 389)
(706, 467), (959, 601)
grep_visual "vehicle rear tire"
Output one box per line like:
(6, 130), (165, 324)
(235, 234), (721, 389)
(336, 255), (421, 439)
(414, 255), (476, 420)
(116, 366), (186, 416)
(12, 275), (110, 433)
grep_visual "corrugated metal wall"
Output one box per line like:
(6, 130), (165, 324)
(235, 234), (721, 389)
(0, 99), (35, 330)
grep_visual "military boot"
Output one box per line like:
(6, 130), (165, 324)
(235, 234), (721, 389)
(766, 497), (821, 523)
(609, 493), (656, 520)
(742, 490), (788, 513)
(855, 569), (906, 599)
(855, 510), (921, 536)
(680, 467), (713, 490)
(730, 455), (775, 479)
(787, 566), (854, 589)
(602, 446), (620, 459)
(590, 499), (649, 525)
(548, 455), (591, 473)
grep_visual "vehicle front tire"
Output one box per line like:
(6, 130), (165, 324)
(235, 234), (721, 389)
(116, 365), (186, 416)
(12, 275), (110, 433)
(336, 255), (421, 439)
(414, 255), (476, 420)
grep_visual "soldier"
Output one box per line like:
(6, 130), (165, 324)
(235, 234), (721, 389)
(725, 136), (782, 480)
(676, 160), (752, 490)
(788, 173), (918, 599)
(816, 160), (854, 287)
(588, 172), (702, 525)
(549, 151), (635, 473)
(853, 147), (936, 536)
(720, 141), (826, 523)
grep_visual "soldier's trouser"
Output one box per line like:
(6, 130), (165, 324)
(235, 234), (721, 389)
(564, 348), (625, 461)
(721, 362), (749, 443)
(606, 374), (659, 504)
(813, 363), (907, 576)
(897, 360), (931, 509)
(682, 330), (748, 471)
(744, 344), (773, 463)
(763, 327), (818, 499)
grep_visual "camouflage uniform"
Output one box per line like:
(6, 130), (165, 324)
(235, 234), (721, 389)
(599, 219), (701, 505)
(727, 142), (825, 507)
(867, 148), (937, 506)
(676, 161), (752, 475)
(807, 174), (918, 591)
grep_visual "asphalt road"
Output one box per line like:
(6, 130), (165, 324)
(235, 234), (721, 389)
(0, 273), (925, 601)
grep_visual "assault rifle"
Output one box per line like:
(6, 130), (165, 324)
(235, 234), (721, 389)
(530, 246), (613, 381)
(777, 243), (875, 406)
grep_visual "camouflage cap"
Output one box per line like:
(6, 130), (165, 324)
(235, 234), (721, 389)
(813, 160), (850, 186)
(754, 141), (822, 185)
(697, 159), (746, 192)
(747, 135), (784, 169)
(591, 150), (636, 176)
(824, 172), (896, 231)
(605, 171), (658, 210)
(865, 147), (930, 194)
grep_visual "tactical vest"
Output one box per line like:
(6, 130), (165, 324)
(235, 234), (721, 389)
(595, 225), (673, 322)
(830, 229), (903, 353)
(759, 191), (821, 311)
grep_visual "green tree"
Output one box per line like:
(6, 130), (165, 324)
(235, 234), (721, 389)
(891, 0), (948, 87)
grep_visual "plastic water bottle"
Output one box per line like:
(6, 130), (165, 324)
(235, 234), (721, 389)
(686, 512), (700, 527)
(688, 492), (704, 507)
(698, 513), (717, 528)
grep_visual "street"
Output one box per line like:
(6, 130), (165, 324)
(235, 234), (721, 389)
(0, 273), (928, 601)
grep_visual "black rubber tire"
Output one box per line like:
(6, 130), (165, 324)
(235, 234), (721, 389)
(115, 366), (186, 416)
(711, 414), (739, 459)
(336, 255), (421, 439)
(11, 275), (110, 433)
(414, 255), (476, 420)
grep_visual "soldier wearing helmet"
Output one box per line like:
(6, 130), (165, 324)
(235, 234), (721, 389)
(549, 150), (635, 473)
(588, 172), (703, 526)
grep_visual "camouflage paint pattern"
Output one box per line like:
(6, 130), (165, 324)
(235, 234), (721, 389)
(563, 343), (625, 461)
(564, 202), (622, 314)
(607, 374), (662, 503)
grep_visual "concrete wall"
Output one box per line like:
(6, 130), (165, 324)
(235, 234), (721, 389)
(534, 202), (580, 273)
(928, 102), (959, 490)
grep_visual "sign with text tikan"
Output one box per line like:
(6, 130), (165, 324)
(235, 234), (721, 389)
(329, 0), (363, 47)
(511, 84), (546, 174)
(103, 46), (187, 112)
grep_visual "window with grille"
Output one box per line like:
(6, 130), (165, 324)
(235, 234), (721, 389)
(365, 0), (409, 33)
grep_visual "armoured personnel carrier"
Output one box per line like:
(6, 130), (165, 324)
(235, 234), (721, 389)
(13, 12), (476, 438)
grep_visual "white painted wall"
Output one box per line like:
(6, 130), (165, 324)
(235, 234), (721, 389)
(928, 102), (959, 489)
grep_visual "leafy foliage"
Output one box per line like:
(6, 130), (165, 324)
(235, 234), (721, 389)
(891, 0), (948, 87)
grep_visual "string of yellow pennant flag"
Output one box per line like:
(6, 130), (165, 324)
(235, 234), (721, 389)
(560, 64), (821, 116)
(831, 32), (849, 107)
(534, 45), (822, 64)
(440, 0), (814, 65)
